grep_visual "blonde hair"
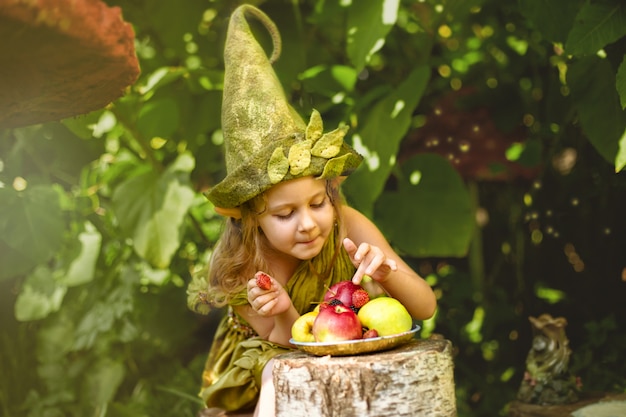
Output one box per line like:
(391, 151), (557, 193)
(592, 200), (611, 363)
(206, 179), (344, 307)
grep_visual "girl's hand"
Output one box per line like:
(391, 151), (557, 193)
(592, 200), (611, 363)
(247, 271), (292, 316)
(343, 237), (397, 284)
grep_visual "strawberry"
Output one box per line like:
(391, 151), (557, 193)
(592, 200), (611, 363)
(351, 289), (370, 309)
(256, 272), (272, 290)
(362, 328), (379, 339)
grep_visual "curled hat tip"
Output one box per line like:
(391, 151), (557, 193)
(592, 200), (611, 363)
(231, 4), (282, 63)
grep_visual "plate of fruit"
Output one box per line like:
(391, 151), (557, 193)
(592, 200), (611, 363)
(289, 280), (420, 356)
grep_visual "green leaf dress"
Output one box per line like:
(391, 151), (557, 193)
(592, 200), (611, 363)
(199, 227), (355, 412)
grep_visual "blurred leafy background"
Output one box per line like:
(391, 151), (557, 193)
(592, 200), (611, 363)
(1, 0), (626, 416)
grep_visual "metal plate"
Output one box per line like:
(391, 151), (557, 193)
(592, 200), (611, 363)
(289, 325), (420, 356)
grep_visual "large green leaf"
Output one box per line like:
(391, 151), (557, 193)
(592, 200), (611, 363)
(343, 66), (430, 216)
(517, 0), (581, 44)
(138, 67), (188, 96)
(83, 358), (126, 407)
(565, 2), (626, 56)
(182, 91), (222, 140)
(299, 65), (358, 96)
(0, 185), (65, 281)
(112, 153), (195, 268)
(568, 56), (626, 166)
(62, 109), (105, 139)
(375, 153), (474, 257)
(14, 265), (67, 321)
(59, 221), (102, 287)
(73, 268), (137, 350)
(615, 128), (626, 172)
(346, 0), (399, 71)
(13, 222), (101, 320)
(142, 0), (209, 58)
(617, 55), (626, 109)
(137, 98), (181, 140)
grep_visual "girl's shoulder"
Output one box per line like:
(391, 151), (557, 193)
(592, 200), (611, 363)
(341, 205), (388, 245)
(342, 205), (373, 227)
(341, 205), (358, 219)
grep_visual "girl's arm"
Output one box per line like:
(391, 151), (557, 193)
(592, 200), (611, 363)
(342, 206), (437, 320)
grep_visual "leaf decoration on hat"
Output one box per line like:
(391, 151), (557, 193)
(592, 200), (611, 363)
(288, 140), (313, 175)
(306, 109), (324, 142)
(268, 147), (289, 184)
(311, 125), (348, 159)
(319, 153), (350, 179)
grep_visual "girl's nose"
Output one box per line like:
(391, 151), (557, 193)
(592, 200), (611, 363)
(298, 210), (316, 232)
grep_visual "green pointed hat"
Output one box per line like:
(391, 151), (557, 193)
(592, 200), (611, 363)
(205, 4), (362, 210)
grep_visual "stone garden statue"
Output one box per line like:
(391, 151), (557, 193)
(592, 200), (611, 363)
(517, 314), (581, 405)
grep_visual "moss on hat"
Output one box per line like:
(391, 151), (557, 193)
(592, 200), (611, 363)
(205, 4), (362, 209)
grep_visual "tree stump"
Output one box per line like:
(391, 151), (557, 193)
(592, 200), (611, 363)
(273, 339), (456, 417)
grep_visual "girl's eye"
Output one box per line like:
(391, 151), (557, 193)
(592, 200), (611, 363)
(275, 211), (293, 220)
(311, 198), (327, 208)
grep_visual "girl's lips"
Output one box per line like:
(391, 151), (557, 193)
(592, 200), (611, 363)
(298, 236), (319, 245)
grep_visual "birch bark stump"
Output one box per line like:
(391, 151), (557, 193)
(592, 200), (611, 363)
(273, 339), (456, 417)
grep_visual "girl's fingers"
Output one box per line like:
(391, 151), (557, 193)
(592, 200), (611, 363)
(385, 258), (398, 271)
(343, 238), (372, 264)
(353, 253), (398, 284)
(365, 252), (386, 275)
(352, 263), (367, 284)
(249, 291), (277, 314)
(342, 237), (357, 259)
(344, 238), (397, 283)
(355, 243), (372, 263)
(256, 297), (278, 315)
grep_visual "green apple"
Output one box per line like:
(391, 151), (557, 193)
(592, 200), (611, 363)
(291, 311), (318, 342)
(357, 297), (412, 336)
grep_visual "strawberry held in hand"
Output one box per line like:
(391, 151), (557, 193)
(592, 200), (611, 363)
(255, 272), (272, 290)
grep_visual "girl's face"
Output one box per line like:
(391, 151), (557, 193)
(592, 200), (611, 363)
(257, 176), (335, 262)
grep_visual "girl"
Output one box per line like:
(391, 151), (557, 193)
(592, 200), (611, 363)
(196, 5), (437, 416)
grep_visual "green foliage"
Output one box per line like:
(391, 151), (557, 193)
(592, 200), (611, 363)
(0, 184), (65, 281)
(568, 57), (625, 168)
(618, 56), (626, 109)
(346, 0), (399, 71)
(564, 2), (626, 56)
(343, 65), (431, 215)
(376, 154), (474, 257)
(112, 153), (196, 268)
(1, 0), (626, 416)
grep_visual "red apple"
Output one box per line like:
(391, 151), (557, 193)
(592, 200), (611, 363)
(324, 280), (364, 307)
(314, 299), (343, 312)
(312, 304), (363, 342)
